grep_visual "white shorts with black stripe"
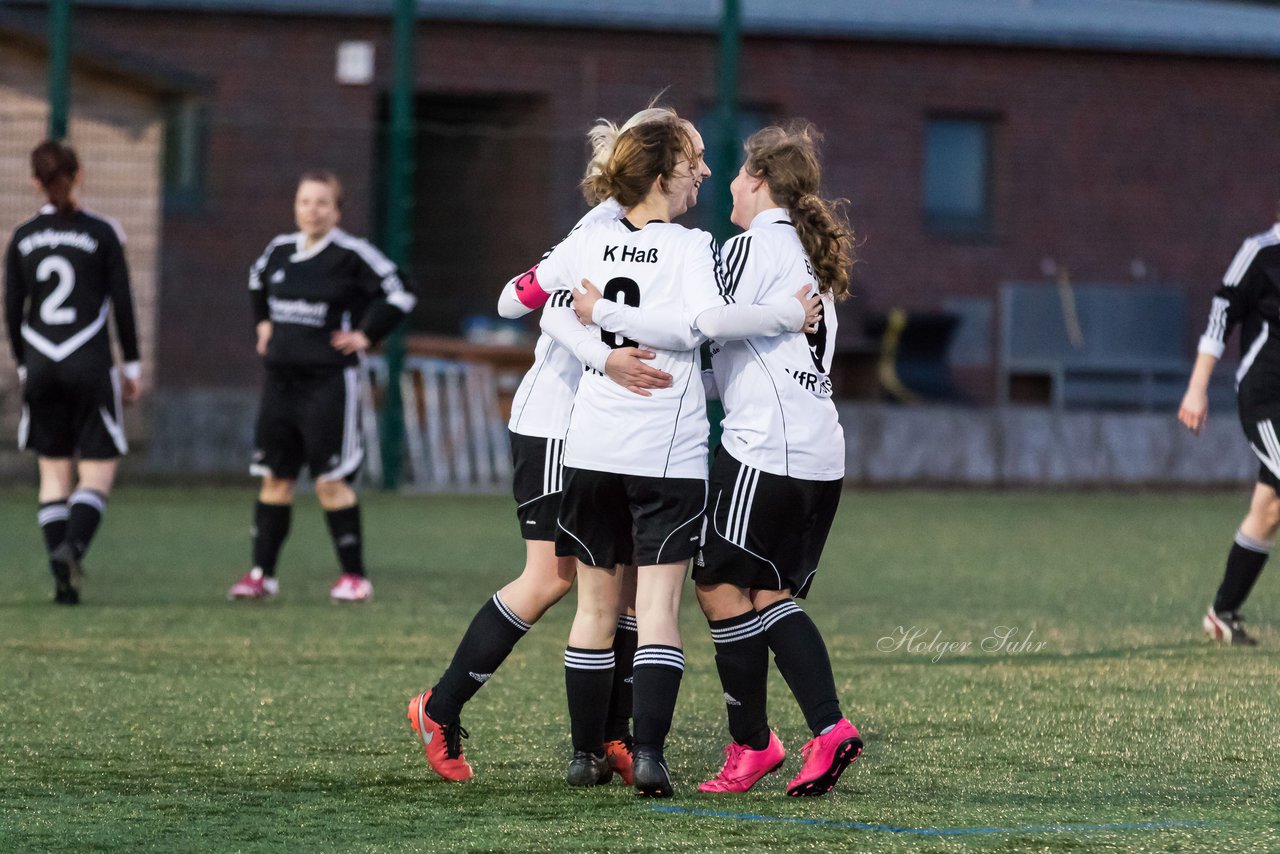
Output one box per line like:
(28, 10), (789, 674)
(509, 430), (565, 541)
(694, 448), (842, 598)
(251, 365), (363, 482)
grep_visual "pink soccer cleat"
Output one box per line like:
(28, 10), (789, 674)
(698, 731), (786, 793)
(227, 567), (278, 600)
(329, 573), (373, 602)
(786, 718), (863, 797)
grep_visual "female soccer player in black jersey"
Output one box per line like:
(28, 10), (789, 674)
(4, 140), (142, 604)
(227, 171), (415, 603)
(1181, 216), (1280, 646)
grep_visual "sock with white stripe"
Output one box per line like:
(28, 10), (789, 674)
(565, 647), (615, 754)
(38, 500), (70, 571)
(427, 593), (531, 725)
(1213, 529), (1271, 613)
(632, 644), (684, 752)
(708, 611), (770, 750)
(65, 489), (106, 560)
(759, 599), (842, 737)
(252, 501), (291, 578)
(605, 614), (638, 743)
(324, 505), (364, 577)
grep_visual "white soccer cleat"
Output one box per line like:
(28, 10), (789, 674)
(329, 573), (373, 603)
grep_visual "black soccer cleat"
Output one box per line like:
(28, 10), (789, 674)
(566, 750), (614, 787)
(50, 549), (80, 606)
(1203, 606), (1258, 647)
(632, 745), (674, 798)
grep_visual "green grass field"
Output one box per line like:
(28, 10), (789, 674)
(1, 486), (1278, 853)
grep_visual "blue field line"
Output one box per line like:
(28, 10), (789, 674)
(652, 807), (1213, 837)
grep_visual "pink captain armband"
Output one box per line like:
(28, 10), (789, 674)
(513, 265), (550, 310)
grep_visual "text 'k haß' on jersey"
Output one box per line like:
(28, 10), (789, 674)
(537, 216), (725, 479)
(710, 208), (845, 481)
(504, 199), (624, 440)
(249, 228), (416, 369)
(4, 205), (140, 379)
(1197, 223), (1280, 408)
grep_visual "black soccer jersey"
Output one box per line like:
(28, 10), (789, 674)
(249, 228), (416, 368)
(4, 204), (140, 374)
(1197, 225), (1280, 411)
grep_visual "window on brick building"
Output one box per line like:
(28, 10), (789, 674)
(163, 98), (207, 211)
(922, 116), (994, 236)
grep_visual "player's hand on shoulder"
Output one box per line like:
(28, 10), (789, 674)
(1178, 386), (1209, 435)
(573, 279), (603, 324)
(331, 330), (371, 355)
(605, 347), (673, 397)
(256, 321), (273, 356)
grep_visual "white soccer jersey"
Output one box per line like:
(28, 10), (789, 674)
(539, 217), (724, 479)
(506, 199), (623, 439)
(711, 208), (845, 481)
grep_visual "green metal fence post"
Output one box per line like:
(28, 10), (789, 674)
(48, 0), (73, 140)
(706, 0), (741, 451)
(379, 0), (416, 488)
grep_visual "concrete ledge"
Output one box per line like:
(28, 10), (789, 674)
(5, 391), (1251, 487)
(838, 402), (1254, 486)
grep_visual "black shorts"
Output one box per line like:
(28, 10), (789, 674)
(510, 431), (565, 541)
(1238, 404), (1280, 491)
(20, 358), (127, 459)
(556, 466), (706, 569)
(252, 365), (363, 482)
(693, 449), (842, 599)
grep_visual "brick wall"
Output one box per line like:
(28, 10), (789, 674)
(11, 8), (1280, 401)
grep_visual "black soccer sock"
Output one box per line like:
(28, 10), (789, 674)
(1213, 529), (1271, 613)
(605, 614), (638, 743)
(632, 645), (684, 752)
(760, 599), (843, 737)
(38, 500), (70, 570)
(565, 647), (614, 754)
(252, 501), (292, 578)
(324, 504), (364, 577)
(426, 593), (531, 725)
(65, 489), (106, 560)
(709, 610), (771, 750)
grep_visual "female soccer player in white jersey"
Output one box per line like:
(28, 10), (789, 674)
(4, 140), (142, 605)
(538, 115), (821, 797)
(531, 116), (723, 797)
(226, 171), (416, 603)
(405, 107), (699, 785)
(691, 123), (863, 797)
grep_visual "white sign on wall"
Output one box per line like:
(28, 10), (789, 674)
(336, 41), (375, 86)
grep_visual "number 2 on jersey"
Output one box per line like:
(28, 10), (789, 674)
(600, 276), (640, 349)
(37, 255), (77, 326)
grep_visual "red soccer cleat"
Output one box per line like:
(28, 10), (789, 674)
(604, 738), (634, 786)
(698, 731), (786, 793)
(407, 690), (473, 781)
(786, 718), (863, 797)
